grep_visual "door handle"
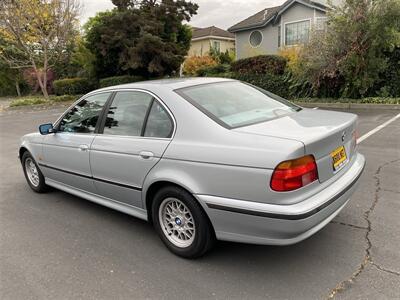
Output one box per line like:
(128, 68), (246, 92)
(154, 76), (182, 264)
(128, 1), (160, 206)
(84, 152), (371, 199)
(139, 151), (154, 159)
(79, 144), (89, 151)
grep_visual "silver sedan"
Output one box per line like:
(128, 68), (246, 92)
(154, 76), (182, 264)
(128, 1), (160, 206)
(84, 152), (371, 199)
(19, 78), (365, 258)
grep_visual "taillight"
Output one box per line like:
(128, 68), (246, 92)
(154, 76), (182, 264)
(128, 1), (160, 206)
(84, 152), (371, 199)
(270, 155), (318, 192)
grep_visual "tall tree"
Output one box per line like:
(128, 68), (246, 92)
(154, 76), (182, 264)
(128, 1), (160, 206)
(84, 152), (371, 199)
(0, 0), (80, 99)
(85, 0), (197, 78)
(296, 0), (400, 98)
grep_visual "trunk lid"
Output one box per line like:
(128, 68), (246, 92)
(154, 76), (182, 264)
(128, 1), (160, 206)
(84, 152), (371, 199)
(234, 108), (358, 182)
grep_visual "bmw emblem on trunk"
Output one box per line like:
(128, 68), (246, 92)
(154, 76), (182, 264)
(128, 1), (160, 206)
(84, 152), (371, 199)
(342, 131), (346, 142)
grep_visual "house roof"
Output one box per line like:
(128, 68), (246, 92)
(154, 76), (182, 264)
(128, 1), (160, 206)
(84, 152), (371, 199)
(192, 26), (235, 40)
(228, 0), (327, 33)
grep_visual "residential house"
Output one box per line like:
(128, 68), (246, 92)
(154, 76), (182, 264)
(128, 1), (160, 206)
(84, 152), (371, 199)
(228, 0), (342, 59)
(188, 26), (235, 57)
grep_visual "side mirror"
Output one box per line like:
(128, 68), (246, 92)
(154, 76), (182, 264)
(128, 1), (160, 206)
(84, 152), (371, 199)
(39, 123), (55, 135)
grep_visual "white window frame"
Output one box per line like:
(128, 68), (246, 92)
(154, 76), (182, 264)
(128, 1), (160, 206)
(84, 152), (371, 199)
(283, 18), (312, 47)
(211, 40), (221, 53)
(248, 30), (263, 48)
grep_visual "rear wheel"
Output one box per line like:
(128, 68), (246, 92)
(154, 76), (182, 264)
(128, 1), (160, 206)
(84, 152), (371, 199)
(22, 152), (48, 193)
(152, 186), (215, 258)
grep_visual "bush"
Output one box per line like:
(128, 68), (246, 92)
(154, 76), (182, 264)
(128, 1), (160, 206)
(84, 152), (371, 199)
(51, 94), (80, 102)
(230, 73), (290, 98)
(53, 78), (97, 95)
(9, 94), (81, 107)
(99, 75), (145, 88)
(9, 96), (48, 107)
(196, 64), (231, 77)
(295, 97), (400, 104)
(231, 55), (287, 75)
(183, 56), (218, 76)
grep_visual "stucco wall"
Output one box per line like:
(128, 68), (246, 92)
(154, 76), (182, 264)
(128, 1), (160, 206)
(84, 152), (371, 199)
(188, 38), (235, 56)
(235, 3), (326, 59)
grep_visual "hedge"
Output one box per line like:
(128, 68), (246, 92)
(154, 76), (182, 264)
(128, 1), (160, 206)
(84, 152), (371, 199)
(53, 78), (97, 95)
(228, 73), (290, 99)
(99, 75), (144, 88)
(231, 55), (288, 75)
(196, 64), (231, 77)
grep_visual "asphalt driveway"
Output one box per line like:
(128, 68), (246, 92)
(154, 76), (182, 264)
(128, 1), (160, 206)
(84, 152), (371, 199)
(0, 106), (399, 299)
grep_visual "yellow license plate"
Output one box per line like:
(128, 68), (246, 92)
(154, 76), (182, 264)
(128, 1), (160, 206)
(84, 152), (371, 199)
(331, 146), (347, 171)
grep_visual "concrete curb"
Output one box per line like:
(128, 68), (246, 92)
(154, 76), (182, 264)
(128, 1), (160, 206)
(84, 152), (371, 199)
(294, 102), (400, 110)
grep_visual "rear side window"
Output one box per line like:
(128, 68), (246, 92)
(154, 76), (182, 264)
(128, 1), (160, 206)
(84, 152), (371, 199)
(176, 81), (300, 128)
(144, 101), (173, 138)
(103, 91), (153, 136)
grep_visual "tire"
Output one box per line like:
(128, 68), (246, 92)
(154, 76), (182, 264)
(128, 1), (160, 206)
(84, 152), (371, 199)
(152, 186), (215, 258)
(21, 151), (48, 193)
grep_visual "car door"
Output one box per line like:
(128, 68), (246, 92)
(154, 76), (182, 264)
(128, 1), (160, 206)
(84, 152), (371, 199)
(90, 90), (174, 208)
(40, 92), (112, 193)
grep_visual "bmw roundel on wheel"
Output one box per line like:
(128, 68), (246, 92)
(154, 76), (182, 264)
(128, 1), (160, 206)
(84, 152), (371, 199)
(19, 78), (365, 258)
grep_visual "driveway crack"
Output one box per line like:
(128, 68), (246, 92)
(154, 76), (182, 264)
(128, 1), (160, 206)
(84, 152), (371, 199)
(371, 262), (400, 276)
(330, 221), (368, 230)
(327, 159), (400, 299)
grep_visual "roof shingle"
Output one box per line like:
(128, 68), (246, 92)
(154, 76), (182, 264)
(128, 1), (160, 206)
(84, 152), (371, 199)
(228, 0), (327, 33)
(192, 26), (235, 40)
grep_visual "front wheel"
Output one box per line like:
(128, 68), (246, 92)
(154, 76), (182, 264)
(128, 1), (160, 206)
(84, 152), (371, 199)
(152, 186), (215, 258)
(21, 152), (48, 193)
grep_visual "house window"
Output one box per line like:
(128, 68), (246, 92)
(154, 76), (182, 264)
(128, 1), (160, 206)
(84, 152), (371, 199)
(249, 30), (263, 47)
(278, 26), (281, 48)
(212, 40), (220, 53)
(316, 17), (327, 31)
(285, 20), (310, 46)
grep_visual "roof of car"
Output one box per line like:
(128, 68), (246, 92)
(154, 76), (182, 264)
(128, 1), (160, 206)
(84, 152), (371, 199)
(94, 77), (235, 94)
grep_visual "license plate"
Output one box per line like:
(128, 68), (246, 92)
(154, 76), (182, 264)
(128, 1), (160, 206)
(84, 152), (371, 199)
(331, 146), (347, 171)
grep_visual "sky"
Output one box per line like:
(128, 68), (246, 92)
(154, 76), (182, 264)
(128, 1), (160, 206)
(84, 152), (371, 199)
(80, 0), (286, 30)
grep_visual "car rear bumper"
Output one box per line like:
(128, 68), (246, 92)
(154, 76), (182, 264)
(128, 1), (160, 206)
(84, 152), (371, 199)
(195, 152), (365, 245)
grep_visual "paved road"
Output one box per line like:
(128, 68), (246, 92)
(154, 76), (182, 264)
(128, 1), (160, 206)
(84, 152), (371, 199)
(1, 107), (399, 299)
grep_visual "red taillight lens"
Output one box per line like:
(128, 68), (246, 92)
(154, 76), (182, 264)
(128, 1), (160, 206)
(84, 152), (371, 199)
(270, 155), (318, 192)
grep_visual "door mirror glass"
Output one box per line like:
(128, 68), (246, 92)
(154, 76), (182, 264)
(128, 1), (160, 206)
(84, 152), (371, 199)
(39, 123), (54, 135)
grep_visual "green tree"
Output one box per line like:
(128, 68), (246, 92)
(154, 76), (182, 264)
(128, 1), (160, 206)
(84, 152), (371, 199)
(296, 0), (400, 98)
(85, 0), (197, 78)
(0, 0), (80, 99)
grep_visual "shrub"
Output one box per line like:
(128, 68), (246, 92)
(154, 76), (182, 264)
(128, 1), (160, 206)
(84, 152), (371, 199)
(196, 64), (231, 77)
(231, 55), (287, 75)
(279, 47), (303, 74)
(183, 56), (218, 76)
(51, 94), (80, 102)
(99, 75), (145, 88)
(9, 96), (48, 107)
(230, 73), (290, 98)
(53, 78), (97, 95)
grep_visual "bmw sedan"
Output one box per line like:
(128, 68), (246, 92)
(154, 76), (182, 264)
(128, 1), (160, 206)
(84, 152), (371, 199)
(19, 78), (365, 258)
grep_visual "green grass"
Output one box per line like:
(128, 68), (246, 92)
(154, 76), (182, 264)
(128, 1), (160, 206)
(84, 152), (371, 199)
(295, 97), (400, 104)
(9, 94), (80, 107)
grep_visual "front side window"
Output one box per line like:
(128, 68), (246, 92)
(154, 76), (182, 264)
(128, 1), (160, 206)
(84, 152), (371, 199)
(176, 81), (300, 128)
(285, 20), (310, 46)
(58, 93), (110, 133)
(103, 91), (153, 136)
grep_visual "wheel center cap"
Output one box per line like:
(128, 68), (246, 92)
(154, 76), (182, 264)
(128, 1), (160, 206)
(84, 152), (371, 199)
(175, 217), (182, 226)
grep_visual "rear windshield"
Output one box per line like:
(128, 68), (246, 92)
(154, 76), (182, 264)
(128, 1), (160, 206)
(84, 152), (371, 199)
(176, 81), (301, 128)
